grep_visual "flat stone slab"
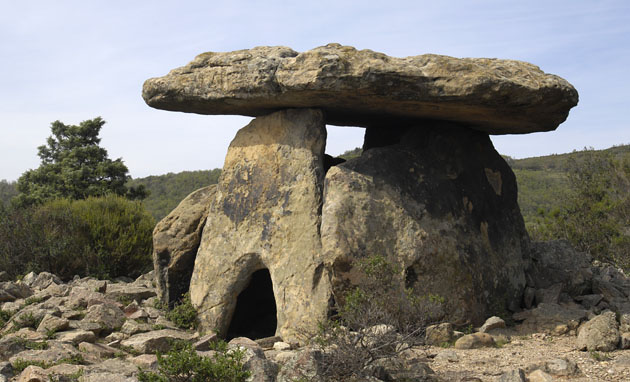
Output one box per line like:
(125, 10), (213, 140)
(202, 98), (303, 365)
(143, 43), (578, 134)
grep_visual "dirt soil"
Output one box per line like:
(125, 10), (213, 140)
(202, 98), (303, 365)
(421, 330), (630, 381)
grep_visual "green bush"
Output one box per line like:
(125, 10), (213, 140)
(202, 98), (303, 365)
(166, 293), (198, 330)
(137, 341), (250, 382)
(0, 194), (154, 280)
(529, 150), (630, 270)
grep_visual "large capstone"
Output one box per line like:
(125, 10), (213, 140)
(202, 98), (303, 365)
(189, 109), (331, 342)
(321, 123), (530, 325)
(143, 43), (578, 134)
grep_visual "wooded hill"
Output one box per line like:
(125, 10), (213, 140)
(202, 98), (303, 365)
(3, 144), (628, 224)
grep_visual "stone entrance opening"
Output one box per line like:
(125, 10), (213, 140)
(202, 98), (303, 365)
(227, 268), (277, 340)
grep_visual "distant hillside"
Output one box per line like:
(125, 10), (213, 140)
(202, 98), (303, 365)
(128, 169), (221, 221)
(510, 144), (630, 225)
(6, 144), (628, 226)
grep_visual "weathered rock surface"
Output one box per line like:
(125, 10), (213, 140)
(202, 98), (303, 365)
(153, 185), (216, 306)
(512, 302), (586, 333)
(190, 109), (331, 342)
(577, 311), (620, 352)
(425, 323), (455, 346)
(143, 43), (578, 134)
(526, 240), (593, 298)
(321, 125), (529, 325)
(120, 329), (193, 354)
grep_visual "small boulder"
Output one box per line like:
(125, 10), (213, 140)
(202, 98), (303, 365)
(16, 365), (48, 382)
(276, 349), (325, 382)
(479, 316), (506, 333)
(273, 342), (291, 351)
(82, 303), (126, 334)
(36, 314), (69, 333)
(30, 272), (61, 290)
(56, 329), (96, 345)
(499, 369), (526, 382)
(193, 333), (219, 351)
(454, 333), (496, 349)
(434, 350), (458, 362)
(120, 329), (193, 354)
(78, 342), (118, 359)
(527, 369), (554, 382)
(542, 357), (580, 376)
(576, 311), (620, 352)
(425, 323), (454, 346)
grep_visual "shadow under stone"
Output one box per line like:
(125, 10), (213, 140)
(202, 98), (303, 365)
(227, 268), (277, 340)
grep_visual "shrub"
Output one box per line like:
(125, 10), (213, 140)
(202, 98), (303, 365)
(530, 150), (630, 271)
(312, 255), (444, 381)
(137, 341), (250, 382)
(166, 293), (198, 330)
(0, 309), (11, 327)
(0, 194), (154, 280)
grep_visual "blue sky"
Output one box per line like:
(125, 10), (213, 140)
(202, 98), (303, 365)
(1, 0), (629, 181)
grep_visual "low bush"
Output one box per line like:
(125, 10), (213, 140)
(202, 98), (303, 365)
(530, 150), (630, 271)
(166, 293), (198, 330)
(0, 194), (154, 280)
(312, 255), (444, 381)
(137, 341), (250, 382)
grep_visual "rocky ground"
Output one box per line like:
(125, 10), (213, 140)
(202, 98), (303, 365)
(426, 329), (630, 381)
(1, 270), (630, 382)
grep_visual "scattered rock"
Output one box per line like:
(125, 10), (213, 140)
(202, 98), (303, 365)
(9, 342), (80, 366)
(273, 342), (291, 351)
(527, 369), (554, 382)
(512, 303), (586, 333)
(120, 329), (193, 354)
(0, 282), (33, 303)
(454, 333), (496, 349)
(276, 349), (325, 382)
(542, 357), (579, 376)
(16, 365), (48, 382)
(105, 284), (156, 303)
(425, 323), (454, 346)
(499, 369), (526, 382)
(129, 354), (158, 370)
(36, 314), (69, 333)
(479, 316), (506, 333)
(30, 272), (62, 290)
(576, 311), (620, 352)
(56, 329), (96, 345)
(120, 320), (152, 336)
(434, 350), (458, 362)
(83, 303), (126, 334)
(192, 333), (219, 351)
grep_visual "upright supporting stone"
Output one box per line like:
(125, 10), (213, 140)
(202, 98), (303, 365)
(153, 185), (216, 306)
(190, 109), (330, 342)
(321, 123), (530, 325)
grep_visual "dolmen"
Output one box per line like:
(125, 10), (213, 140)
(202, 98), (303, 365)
(144, 43), (578, 343)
